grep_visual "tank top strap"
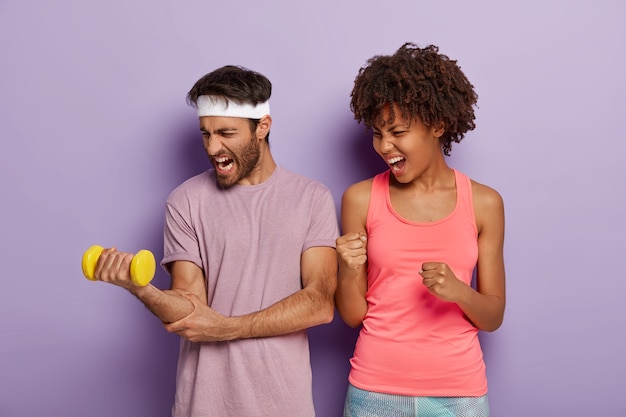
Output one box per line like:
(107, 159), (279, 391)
(367, 170), (391, 229)
(453, 169), (475, 221)
(371, 170), (390, 199)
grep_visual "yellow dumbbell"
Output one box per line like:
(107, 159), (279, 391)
(82, 245), (156, 287)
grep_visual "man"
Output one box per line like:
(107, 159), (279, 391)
(94, 65), (339, 416)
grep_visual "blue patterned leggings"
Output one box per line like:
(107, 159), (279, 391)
(343, 383), (490, 417)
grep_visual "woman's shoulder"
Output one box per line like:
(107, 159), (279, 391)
(469, 178), (505, 233)
(470, 178), (504, 208)
(343, 177), (375, 202)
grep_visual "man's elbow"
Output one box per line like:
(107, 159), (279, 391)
(317, 302), (335, 325)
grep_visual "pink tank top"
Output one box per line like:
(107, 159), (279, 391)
(348, 169), (488, 397)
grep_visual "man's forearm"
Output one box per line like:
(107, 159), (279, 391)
(130, 285), (195, 324)
(229, 287), (334, 340)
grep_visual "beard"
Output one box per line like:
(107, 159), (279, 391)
(213, 133), (261, 189)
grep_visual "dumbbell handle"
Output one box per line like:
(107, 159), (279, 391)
(82, 245), (156, 287)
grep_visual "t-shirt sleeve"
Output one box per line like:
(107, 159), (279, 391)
(303, 185), (339, 251)
(161, 197), (203, 273)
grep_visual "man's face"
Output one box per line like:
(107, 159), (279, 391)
(199, 116), (261, 188)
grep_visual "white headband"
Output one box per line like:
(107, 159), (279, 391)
(196, 95), (270, 119)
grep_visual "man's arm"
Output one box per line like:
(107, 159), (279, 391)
(94, 249), (204, 323)
(164, 246), (337, 342)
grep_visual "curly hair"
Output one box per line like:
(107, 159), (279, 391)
(350, 43), (478, 155)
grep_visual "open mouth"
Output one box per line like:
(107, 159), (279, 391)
(214, 156), (234, 173)
(388, 156), (406, 172)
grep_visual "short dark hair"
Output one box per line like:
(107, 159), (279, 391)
(187, 65), (272, 141)
(350, 43), (478, 155)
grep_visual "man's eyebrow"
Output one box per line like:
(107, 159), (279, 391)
(200, 127), (238, 134)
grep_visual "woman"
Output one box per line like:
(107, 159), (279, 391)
(336, 43), (506, 417)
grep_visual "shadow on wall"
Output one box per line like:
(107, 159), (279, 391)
(331, 119), (388, 221)
(310, 315), (360, 416)
(346, 123), (388, 183)
(163, 114), (210, 191)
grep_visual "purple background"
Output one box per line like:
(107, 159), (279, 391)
(1, 1), (625, 416)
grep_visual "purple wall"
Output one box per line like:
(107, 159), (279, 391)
(1, 1), (624, 416)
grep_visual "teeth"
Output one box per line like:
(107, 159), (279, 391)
(214, 156), (234, 171)
(388, 156), (404, 164)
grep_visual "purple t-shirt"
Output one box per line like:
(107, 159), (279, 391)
(162, 166), (338, 417)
